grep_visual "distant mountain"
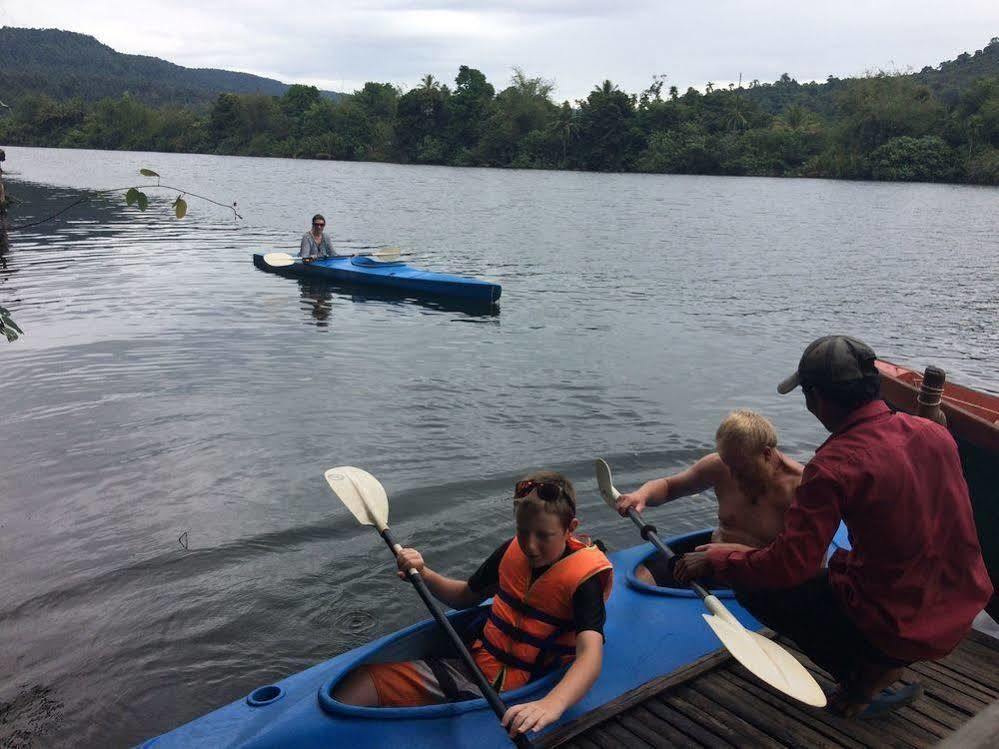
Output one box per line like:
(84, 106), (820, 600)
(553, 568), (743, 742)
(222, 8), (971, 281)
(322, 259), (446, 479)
(0, 27), (342, 107)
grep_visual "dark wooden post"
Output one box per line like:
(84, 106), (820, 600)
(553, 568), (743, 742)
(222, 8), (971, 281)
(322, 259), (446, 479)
(0, 148), (9, 254)
(917, 365), (948, 426)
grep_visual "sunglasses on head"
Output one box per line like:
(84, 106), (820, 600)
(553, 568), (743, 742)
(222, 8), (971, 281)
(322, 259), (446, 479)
(514, 480), (566, 503)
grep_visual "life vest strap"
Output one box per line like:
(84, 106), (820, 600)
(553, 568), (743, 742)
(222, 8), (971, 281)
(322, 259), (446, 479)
(496, 587), (574, 629)
(479, 633), (541, 674)
(486, 611), (575, 656)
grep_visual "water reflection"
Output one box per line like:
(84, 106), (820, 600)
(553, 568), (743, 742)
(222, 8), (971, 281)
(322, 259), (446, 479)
(299, 279), (333, 326)
(282, 274), (501, 320)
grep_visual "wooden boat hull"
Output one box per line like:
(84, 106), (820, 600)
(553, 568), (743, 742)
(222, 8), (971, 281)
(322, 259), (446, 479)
(876, 360), (999, 619)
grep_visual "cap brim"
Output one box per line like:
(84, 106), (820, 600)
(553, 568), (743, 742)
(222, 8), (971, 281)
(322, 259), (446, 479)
(777, 372), (800, 395)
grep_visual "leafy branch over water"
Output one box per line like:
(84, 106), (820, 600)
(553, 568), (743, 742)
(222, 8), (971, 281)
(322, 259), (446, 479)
(11, 168), (242, 232)
(0, 165), (242, 342)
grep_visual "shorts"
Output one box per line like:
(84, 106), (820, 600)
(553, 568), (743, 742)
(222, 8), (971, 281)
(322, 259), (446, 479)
(363, 658), (484, 707)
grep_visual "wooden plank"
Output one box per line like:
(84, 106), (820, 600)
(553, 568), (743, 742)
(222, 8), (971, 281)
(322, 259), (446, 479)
(762, 653), (942, 748)
(887, 704), (951, 741)
(964, 629), (999, 652)
(901, 670), (988, 716)
(936, 700), (999, 749)
(715, 667), (886, 749)
(536, 645), (734, 747)
(908, 660), (998, 702)
(584, 723), (637, 749)
(617, 709), (696, 748)
(563, 736), (603, 749)
(690, 672), (841, 747)
(667, 686), (786, 749)
(933, 648), (999, 691)
(603, 718), (656, 748)
(770, 637), (975, 743)
(903, 691), (970, 731)
(640, 698), (734, 747)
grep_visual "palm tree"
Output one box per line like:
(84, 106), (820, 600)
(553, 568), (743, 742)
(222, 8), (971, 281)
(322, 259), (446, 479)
(549, 102), (578, 167)
(779, 104), (809, 131)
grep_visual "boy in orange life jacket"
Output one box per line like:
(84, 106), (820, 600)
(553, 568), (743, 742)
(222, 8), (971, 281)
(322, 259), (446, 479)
(332, 470), (614, 738)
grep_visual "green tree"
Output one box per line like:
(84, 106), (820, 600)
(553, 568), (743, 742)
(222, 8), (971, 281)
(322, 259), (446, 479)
(868, 135), (957, 181)
(575, 80), (641, 171)
(445, 66), (495, 161)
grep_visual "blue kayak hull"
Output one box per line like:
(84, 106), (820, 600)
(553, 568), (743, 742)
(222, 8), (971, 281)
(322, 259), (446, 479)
(141, 527), (851, 748)
(253, 254), (501, 304)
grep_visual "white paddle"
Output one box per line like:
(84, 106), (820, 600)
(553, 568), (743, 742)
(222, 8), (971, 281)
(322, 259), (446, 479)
(595, 458), (827, 707)
(325, 466), (533, 748)
(262, 246), (404, 268)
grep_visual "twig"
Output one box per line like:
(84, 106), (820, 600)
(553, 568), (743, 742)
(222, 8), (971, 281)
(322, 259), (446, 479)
(9, 180), (242, 232)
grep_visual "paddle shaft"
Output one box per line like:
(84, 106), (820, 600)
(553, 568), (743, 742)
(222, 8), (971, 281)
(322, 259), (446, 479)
(625, 508), (711, 599)
(378, 527), (532, 749)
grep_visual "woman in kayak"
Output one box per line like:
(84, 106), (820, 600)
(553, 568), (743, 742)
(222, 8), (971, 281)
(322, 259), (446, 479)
(333, 471), (614, 738)
(299, 213), (337, 262)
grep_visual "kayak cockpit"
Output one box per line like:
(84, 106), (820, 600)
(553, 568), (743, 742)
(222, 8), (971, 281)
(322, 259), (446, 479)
(625, 529), (737, 598)
(317, 606), (564, 719)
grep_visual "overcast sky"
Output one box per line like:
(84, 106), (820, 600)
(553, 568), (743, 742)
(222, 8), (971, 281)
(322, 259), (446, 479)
(2, 1), (996, 100)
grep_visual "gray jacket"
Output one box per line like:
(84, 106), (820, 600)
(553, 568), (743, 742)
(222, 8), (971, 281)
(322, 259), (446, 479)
(299, 232), (336, 258)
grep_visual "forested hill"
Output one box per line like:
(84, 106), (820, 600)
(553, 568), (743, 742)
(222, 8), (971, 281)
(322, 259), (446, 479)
(741, 37), (999, 115)
(0, 27), (341, 107)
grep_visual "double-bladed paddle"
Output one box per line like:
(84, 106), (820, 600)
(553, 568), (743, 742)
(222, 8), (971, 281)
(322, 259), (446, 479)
(325, 466), (533, 748)
(594, 458), (827, 707)
(263, 247), (404, 267)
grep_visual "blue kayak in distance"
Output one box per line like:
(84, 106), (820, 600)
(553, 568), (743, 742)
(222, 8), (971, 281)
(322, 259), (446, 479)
(140, 527), (851, 748)
(252, 254), (502, 305)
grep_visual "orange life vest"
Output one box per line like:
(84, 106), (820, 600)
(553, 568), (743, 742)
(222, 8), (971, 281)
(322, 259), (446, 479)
(472, 536), (613, 692)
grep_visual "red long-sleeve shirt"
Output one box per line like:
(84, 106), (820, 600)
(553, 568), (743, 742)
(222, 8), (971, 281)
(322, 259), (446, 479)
(707, 400), (993, 661)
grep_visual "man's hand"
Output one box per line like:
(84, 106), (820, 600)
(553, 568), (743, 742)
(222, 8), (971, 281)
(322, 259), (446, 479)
(674, 550), (712, 583)
(395, 547), (425, 579)
(501, 697), (564, 737)
(615, 489), (648, 517)
(695, 542), (755, 555)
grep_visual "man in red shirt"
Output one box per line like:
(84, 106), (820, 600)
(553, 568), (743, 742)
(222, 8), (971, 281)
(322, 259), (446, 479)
(676, 335), (993, 717)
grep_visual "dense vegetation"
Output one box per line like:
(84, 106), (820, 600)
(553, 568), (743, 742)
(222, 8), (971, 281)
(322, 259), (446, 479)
(1, 30), (997, 185)
(0, 27), (340, 107)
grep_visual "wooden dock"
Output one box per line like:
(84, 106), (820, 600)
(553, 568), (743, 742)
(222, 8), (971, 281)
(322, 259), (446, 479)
(539, 629), (999, 748)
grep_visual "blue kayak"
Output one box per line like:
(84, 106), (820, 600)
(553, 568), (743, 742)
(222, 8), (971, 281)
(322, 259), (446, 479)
(141, 526), (850, 748)
(252, 254), (502, 305)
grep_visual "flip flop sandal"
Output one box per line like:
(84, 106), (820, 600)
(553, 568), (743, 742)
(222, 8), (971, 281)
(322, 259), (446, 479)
(857, 683), (923, 719)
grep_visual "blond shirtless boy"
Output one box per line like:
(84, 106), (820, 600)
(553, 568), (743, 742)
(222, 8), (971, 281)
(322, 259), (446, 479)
(615, 410), (803, 585)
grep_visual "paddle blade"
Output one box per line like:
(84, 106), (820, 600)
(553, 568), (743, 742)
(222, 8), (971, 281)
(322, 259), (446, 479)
(594, 458), (621, 507)
(325, 466), (389, 532)
(372, 247), (402, 262)
(702, 613), (827, 707)
(263, 252), (296, 267)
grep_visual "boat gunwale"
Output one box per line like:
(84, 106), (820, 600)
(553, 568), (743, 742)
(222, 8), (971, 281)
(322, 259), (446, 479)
(876, 359), (999, 453)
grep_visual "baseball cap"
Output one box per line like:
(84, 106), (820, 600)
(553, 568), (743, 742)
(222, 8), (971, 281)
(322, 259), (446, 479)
(777, 335), (878, 395)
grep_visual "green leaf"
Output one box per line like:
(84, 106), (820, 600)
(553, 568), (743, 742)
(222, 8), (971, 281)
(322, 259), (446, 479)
(125, 187), (139, 207)
(139, 168), (160, 177)
(136, 191), (149, 211)
(0, 306), (23, 342)
(173, 196), (188, 219)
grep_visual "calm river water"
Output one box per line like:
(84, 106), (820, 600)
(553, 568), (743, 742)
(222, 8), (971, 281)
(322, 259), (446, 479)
(1, 146), (997, 747)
